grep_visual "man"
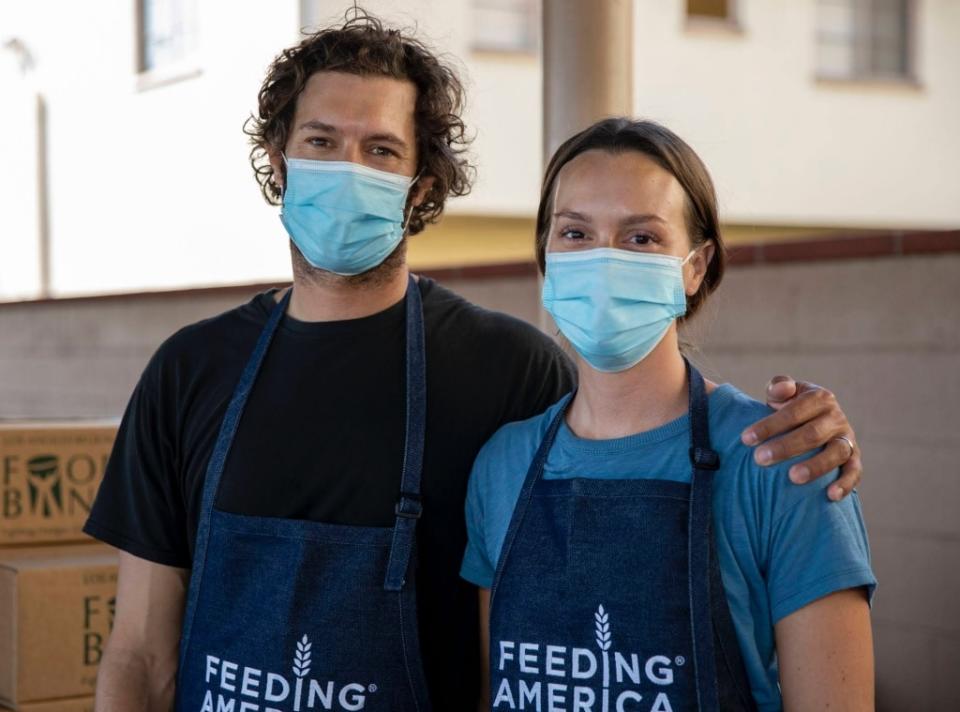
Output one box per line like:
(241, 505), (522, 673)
(85, 12), (863, 711)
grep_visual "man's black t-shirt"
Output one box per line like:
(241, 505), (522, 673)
(84, 276), (575, 708)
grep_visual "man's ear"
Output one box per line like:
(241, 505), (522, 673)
(410, 175), (436, 208)
(684, 239), (716, 297)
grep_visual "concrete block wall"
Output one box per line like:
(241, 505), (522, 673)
(0, 274), (541, 418)
(2, 253), (958, 708)
(690, 253), (960, 712)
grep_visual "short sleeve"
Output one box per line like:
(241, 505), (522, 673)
(460, 455), (496, 589)
(83, 348), (191, 568)
(765, 474), (876, 624)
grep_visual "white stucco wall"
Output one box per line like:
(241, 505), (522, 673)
(1, 0), (299, 297)
(1, 0), (956, 299)
(631, 0), (960, 229)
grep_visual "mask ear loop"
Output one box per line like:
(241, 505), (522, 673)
(401, 170), (424, 235)
(680, 248), (698, 266)
(278, 152), (289, 203)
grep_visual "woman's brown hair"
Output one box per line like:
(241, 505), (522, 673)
(243, 9), (473, 236)
(536, 118), (724, 320)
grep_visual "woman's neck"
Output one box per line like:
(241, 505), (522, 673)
(566, 328), (691, 440)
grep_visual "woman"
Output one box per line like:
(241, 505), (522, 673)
(461, 119), (875, 711)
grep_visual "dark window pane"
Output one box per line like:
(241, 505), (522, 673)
(816, 0), (911, 79)
(687, 0), (731, 19)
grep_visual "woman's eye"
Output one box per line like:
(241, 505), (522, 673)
(307, 137), (330, 148)
(628, 232), (654, 245)
(560, 228), (586, 241)
(371, 145), (398, 157)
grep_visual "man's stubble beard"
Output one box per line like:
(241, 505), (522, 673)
(289, 236), (408, 290)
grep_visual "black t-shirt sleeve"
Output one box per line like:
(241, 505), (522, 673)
(83, 345), (191, 568)
(505, 324), (577, 424)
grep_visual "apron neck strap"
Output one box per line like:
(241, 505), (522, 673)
(687, 360), (720, 472)
(181, 286), (291, 649)
(685, 359), (724, 712)
(487, 389), (572, 601)
(383, 275), (427, 591)
(197, 287), (292, 523)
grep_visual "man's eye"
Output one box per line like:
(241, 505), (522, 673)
(371, 145), (398, 157)
(307, 137), (330, 148)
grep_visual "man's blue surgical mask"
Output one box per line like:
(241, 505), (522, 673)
(541, 247), (695, 372)
(280, 157), (418, 276)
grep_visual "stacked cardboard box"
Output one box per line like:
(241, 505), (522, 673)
(0, 422), (117, 711)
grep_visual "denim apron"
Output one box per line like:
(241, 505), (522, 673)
(489, 364), (756, 712)
(175, 277), (431, 711)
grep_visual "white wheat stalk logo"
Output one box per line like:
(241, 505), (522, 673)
(293, 634), (312, 677)
(292, 634), (312, 711)
(595, 605), (612, 712)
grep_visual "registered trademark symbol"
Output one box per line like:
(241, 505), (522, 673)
(368, 684), (378, 693)
(675, 656), (686, 666)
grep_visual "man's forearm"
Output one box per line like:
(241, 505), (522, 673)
(95, 643), (177, 712)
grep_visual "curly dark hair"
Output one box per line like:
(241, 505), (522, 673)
(243, 9), (473, 235)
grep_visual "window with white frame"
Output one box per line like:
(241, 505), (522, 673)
(472, 0), (539, 53)
(138, 0), (199, 73)
(816, 0), (913, 80)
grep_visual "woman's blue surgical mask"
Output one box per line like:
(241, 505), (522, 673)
(542, 247), (695, 372)
(280, 156), (418, 276)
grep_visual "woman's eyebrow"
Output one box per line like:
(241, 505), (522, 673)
(554, 210), (590, 222)
(554, 211), (667, 225)
(620, 213), (667, 226)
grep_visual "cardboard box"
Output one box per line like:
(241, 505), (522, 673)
(0, 545), (117, 705)
(0, 421), (117, 546)
(2, 696), (94, 712)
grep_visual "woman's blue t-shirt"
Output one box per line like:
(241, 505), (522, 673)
(461, 383), (876, 711)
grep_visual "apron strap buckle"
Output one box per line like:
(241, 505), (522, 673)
(395, 492), (423, 519)
(690, 446), (721, 471)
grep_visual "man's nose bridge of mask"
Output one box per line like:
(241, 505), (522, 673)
(283, 153), (421, 230)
